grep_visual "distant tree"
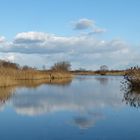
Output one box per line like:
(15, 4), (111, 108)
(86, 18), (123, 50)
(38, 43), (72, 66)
(79, 68), (86, 71)
(51, 61), (71, 72)
(100, 65), (108, 71)
(22, 65), (35, 70)
(100, 65), (108, 75)
(0, 60), (20, 69)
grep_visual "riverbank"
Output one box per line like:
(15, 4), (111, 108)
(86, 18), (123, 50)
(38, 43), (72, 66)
(124, 67), (140, 89)
(0, 68), (73, 87)
(71, 70), (125, 76)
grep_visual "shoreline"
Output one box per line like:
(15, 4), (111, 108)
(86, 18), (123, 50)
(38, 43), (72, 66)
(72, 71), (125, 76)
(0, 68), (126, 87)
(0, 68), (73, 87)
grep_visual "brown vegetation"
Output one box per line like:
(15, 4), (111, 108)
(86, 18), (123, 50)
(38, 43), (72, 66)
(50, 61), (71, 72)
(0, 60), (73, 87)
(124, 66), (140, 89)
(72, 70), (125, 76)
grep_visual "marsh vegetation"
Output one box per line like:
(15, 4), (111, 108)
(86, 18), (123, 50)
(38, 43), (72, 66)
(124, 67), (140, 89)
(0, 60), (73, 87)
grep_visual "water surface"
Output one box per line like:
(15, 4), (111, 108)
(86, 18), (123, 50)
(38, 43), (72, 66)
(0, 76), (140, 140)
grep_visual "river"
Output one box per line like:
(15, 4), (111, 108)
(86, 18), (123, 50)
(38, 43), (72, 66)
(0, 75), (140, 140)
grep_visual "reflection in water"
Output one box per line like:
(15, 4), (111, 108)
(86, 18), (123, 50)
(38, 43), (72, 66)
(121, 77), (140, 108)
(47, 78), (72, 86)
(12, 85), (123, 116)
(123, 88), (140, 108)
(0, 87), (15, 110)
(1, 76), (140, 140)
(72, 112), (104, 129)
(17, 78), (72, 88)
(73, 116), (95, 129)
(0, 78), (72, 107)
(0, 76), (123, 130)
(95, 76), (108, 85)
(9, 76), (124, 130)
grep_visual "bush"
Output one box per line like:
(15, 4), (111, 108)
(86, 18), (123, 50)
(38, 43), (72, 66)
(124, 66), (140, 89)
(0, 60), (19, 69)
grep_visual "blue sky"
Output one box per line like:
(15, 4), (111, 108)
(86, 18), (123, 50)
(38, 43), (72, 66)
(0, 0), (140, 70)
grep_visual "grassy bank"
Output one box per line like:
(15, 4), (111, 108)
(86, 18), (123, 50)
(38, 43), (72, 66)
(104, 70), (125, 76)
(72, 70), (125, 76)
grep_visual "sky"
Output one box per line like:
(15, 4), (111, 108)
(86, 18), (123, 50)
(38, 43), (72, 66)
(0, 0), (140, 70)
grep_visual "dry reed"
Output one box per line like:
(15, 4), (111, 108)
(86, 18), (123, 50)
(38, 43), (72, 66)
(0, 68), (73, 87)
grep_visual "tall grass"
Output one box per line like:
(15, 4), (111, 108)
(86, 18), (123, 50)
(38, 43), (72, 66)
(0, 68), (73, 87)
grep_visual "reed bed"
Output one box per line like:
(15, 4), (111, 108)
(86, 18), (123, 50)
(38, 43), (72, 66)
(124, 67), (140, 89)
(0, 68), (73, 87)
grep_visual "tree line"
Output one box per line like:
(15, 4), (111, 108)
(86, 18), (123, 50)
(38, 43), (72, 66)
(0, 60), (71, 72)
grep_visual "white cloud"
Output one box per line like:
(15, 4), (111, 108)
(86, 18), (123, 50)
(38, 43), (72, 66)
(14, 32), (48, 44)
(0, 36), (6, 43)
(4, 54), (15, 62)
(0, 32), (129, 55)
(0, 31), (138, 69)
(73, 18), (107, 35)
(73, 18), (94, 30)
(89, 28), (107, 35)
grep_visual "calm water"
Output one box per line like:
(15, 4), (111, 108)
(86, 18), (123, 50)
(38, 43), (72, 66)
(0, 76), (140, 140)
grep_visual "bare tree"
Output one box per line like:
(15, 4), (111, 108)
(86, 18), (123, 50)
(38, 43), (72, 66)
(100, 65), (108, 75)
(100, 65), (108, 71)
(51, 61), (71, 72)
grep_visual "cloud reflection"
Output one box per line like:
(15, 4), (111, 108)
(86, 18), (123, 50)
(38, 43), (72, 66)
(0, 76), (124, 129)
(72, 112), (104, 129)
(11, 76), (124, 117)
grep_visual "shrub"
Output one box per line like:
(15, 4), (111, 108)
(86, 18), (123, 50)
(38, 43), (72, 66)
(124, 66), (140, 89)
